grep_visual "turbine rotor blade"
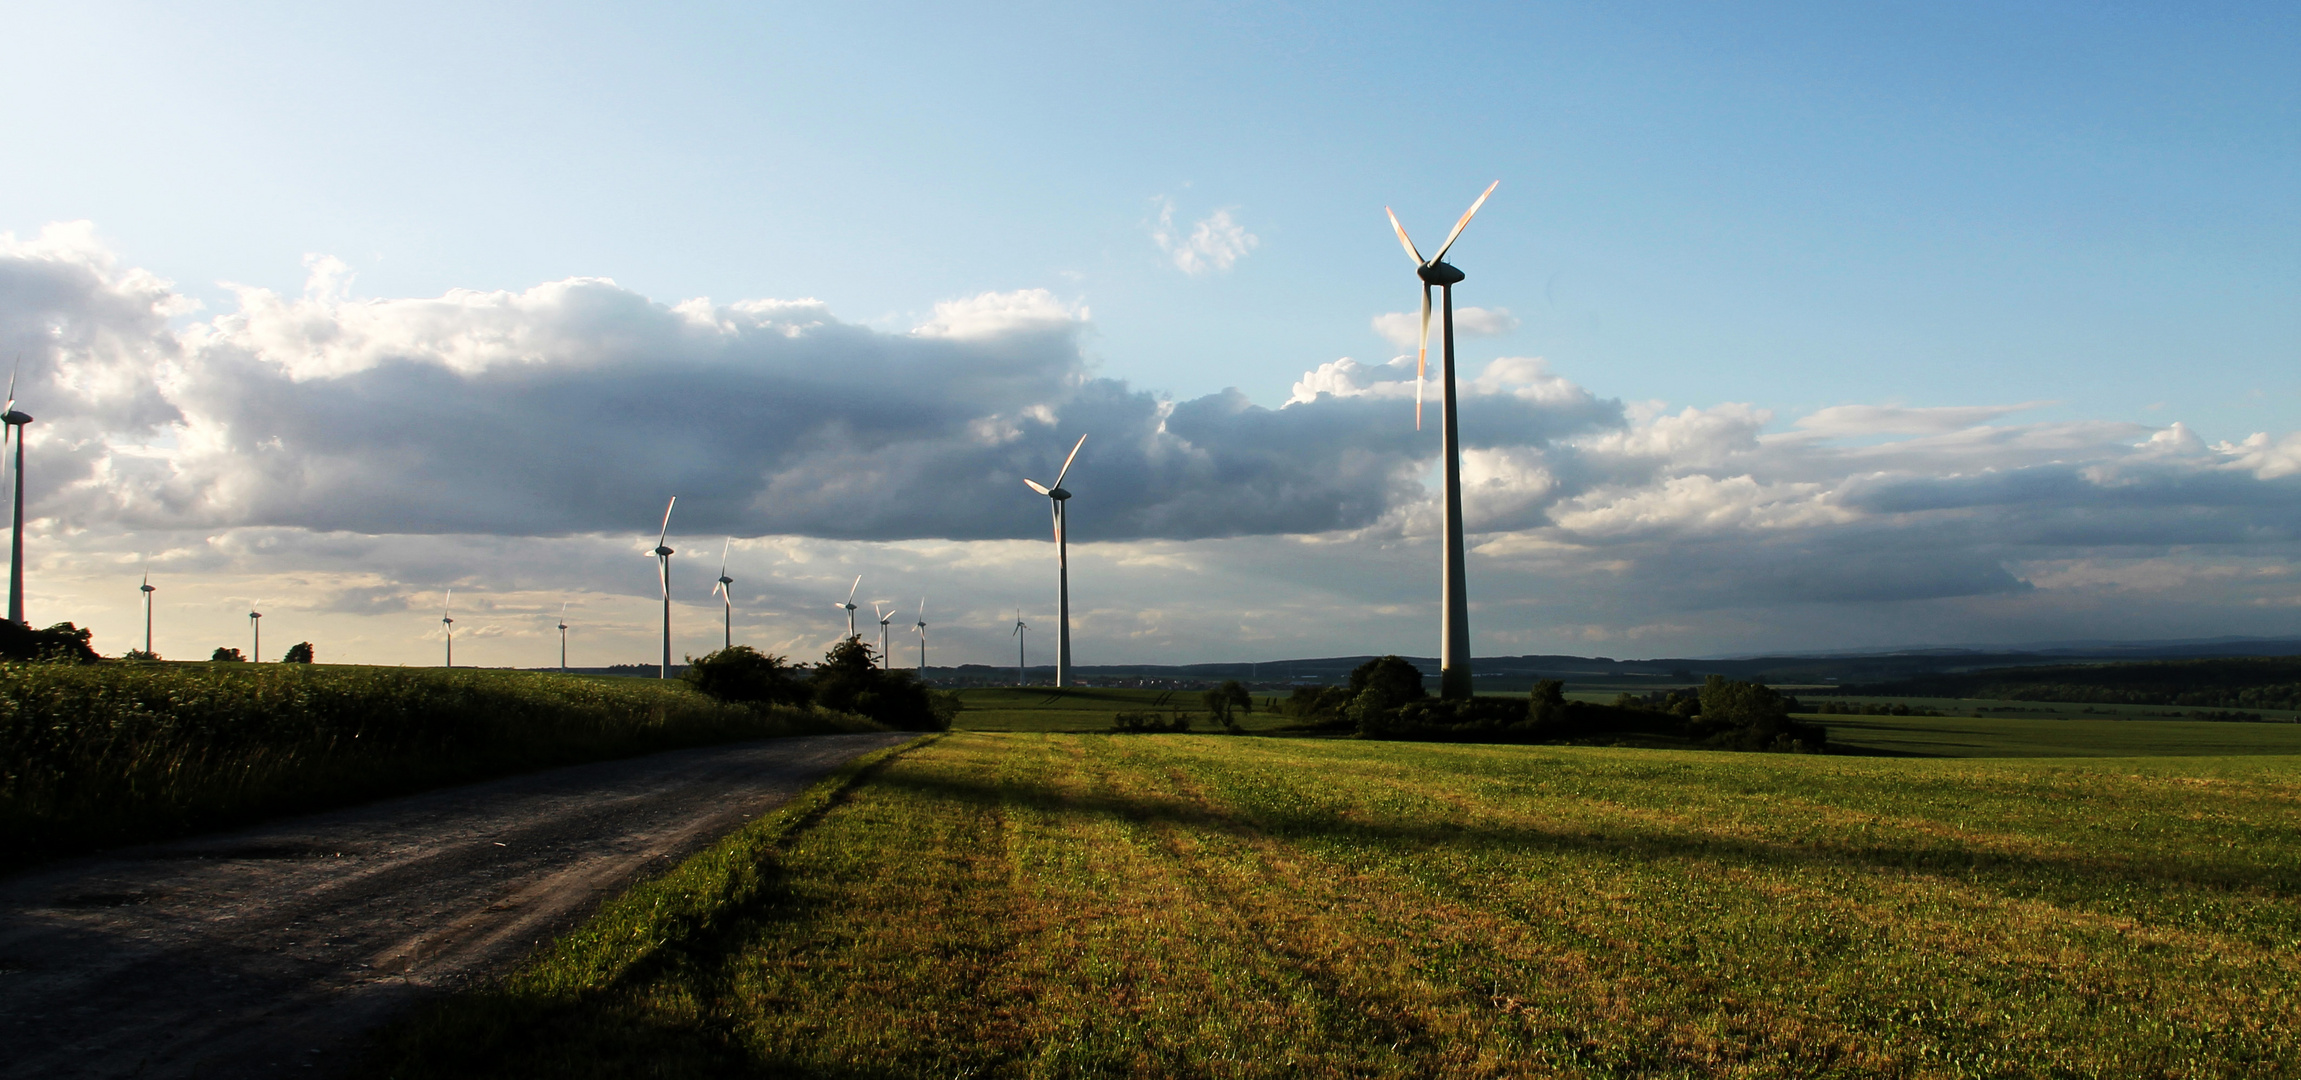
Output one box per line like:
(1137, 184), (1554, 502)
(5, 354), (17, 414)
(1385, 207), (1424, 266)
(1416, 284), (1431, 431)
(658, 496), (677, 548)
(1431, 180), (1500, 264)
(1023, 478), (1050, 496)
(846, 575), (862, 605)
(1052, 433), (1087, 490)
(719, 537), (730, 576)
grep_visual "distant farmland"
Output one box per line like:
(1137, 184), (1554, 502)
(379, 732), (2301, 1078)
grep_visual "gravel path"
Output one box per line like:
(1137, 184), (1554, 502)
(0, 731), (915, 1079)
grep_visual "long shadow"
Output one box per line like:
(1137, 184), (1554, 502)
(864, 763), (2301, 910)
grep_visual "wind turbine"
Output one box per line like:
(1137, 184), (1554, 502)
(653, 497), (676, 679)
(557, 602), (569, 673)
(1022, 434), (1086, 688)
(1011, 608), (1028, 686)
(442, 590), (454, 668)
(913, 597), (927, 675)
(1385, 180), (1498, 700)
(873, 601), (897, 669)
(711, 538), (734, 651)
(249, 599), (263, 663)
(139, 560), (156, 656)
(4, 360), (32, 626)
(834, 575), (861, 640)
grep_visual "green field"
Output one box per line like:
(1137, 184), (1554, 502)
(378, 732), (2301, 1078)
(954, 686), (1298, 733)
(1819, 714), (2301, 757)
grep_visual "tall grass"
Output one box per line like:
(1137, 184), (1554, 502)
(0, 662), (881, 865)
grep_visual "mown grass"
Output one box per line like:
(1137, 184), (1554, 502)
(0, 661), (881, 865)
(955, 686), (1296, 733)
(372, 733), (2301, 1078)
(1820, 713), (2301, 757)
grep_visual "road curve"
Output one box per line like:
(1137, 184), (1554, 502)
(0, 731), (915, 1079)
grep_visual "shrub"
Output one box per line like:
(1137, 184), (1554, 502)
(1346, 655), (1429, 735)
(281, 642), (314, 664)
(806, 637), (956, 732)
(1689, 676), (1827, 752)
(682, 646), (808, 707)
(1110, 711), (1191, 734)
(0, 621), (99, 663)
(211, 647), (246, 662)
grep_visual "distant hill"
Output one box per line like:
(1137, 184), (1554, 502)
(1831, 655), (2301, 711)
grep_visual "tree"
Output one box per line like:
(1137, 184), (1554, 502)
(807, 637), (954, 731)
(1346, 655), (1429, 733)
(0, 621), (100, 663)
(211, 646), (246, 662)
(281, 642), (314, 664)
(1201, 679), (1252, 729)
(682, 645), (808, 707)
(1529, 679), (1567, 726)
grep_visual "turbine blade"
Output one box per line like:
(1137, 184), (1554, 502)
(719, 537), (730, 576)
(444, 589), (452, 617)
(1024, 478), (1051, 496)
(846, 575), (862, 604)
(1416, 284), (1431, 431)
(658, 496), (677, 548)
(659, 557), (668, 600)
(1430, 180), (1499, 264)
(1052, 433), (1087, 490)
(5, 354), (16, 414)
(1385, 207), (1424, 265)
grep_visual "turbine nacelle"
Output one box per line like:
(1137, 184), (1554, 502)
(2, 411), (30, 426)
(1416, 261), (1466, 286)
(654, 545), (675, 558)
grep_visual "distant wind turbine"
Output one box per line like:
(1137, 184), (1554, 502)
(653, 497), (676, 679)
(557, 601), (569, 673)
(4, 359), (32, 626)
(442, 590), (454, 668)
(139, 559), (156, 656)
(249, 599), (263, 663)
(834, 575), (861, 640)
(1385, 180), (1498, 700)
(1022, 434), (1086, 688)
(1011, 608), (1028, 686)
(913, 597), (927, 675)
(873, 601), (897, 670)
(712, 538), (734, 651)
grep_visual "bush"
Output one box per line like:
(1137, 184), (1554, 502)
(1110, 711), (1191, 734)
(1689, 676), (1827, 752)
(281, 642), (314, 664)
(682, 646), (808, 707)
(1346, 655), (1430, 735)
(806, 637), (957, 732)
(211, 647), (246, 662)
(0, 621), (99, 663)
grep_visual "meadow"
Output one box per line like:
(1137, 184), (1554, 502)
(0, 661), (878, 865)
(374, 731), (2301, 1078)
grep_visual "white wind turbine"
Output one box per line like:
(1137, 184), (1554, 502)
(913, 597), (927, 675)
(1011, 608), (1028, 686)
(834, 575), (861, 640)
(5, 359), (34, 627)
(1385, 180), (1498, 700)
(139, 559), (156, 657)
(249, 598), (263, 663)
(556, 602), (569, 673)
(441, 590), (454, 668)
(652, 497), (676, 679)
(873, 601), (897, 669)
(1022, 434), (1086, 688)
(712, 538), (734, 650)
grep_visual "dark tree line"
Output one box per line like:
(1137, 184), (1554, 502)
(1835, 655), (2301, 711)
(681, 638), (959, 731)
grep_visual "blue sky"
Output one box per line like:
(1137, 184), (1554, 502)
(0, 2), (2295, 665)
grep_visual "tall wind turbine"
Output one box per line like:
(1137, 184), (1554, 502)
(442, 590), (454, 668)
(1022, 434), (1086, 688)
(249, 599), (263, 663)
(139, 561), (156, 656)
(873, 601), (897, 669)
(1011, 608), (1028, 686)
(557, 602), (569, 673)
(1386, 181), (1498, 700)
(653, 497), (676, 679)
(4, 361), (33, 626)
(712, 538), (734, 650)
(834, 575), (861, 640)
(913, 597), (927, 675)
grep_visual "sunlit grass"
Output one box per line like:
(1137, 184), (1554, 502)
(375, 734), (2301, 1078)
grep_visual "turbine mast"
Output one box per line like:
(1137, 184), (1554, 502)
(654, 497), (677, 679)
(140, 566), (156, 656)
(5, 362), (32, 626)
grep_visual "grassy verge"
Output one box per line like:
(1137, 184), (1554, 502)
(0, 662), (882, 865)
(369, 733), (2301, 1078)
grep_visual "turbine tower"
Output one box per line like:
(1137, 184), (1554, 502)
(1386, 181), (1498, 700)
(1011, 609), (1028, 686)
(834, 575), (861, 640)
(557, 602), (569, 673)
(1022, 434), (1086, 688)
(914, 597), (927, 675)
(249, 600), (263, 663)
(5, 363), (33, 626)
(139, 563), (156, 656)
(712, 538), (734, 651)
(874, 601), (897, 670)
(653, 497), (677, 679)
(442, 590), (454, 668)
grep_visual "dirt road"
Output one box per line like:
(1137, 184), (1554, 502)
(0, 731), (915, 1079)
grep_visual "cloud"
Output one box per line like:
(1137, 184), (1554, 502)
(1371, 306), (1518, 350)
(1150, 199), (1258, 275)
(1789, 401), (2053, 438)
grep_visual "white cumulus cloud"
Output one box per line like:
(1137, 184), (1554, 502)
(1150, 199), (1259, 275)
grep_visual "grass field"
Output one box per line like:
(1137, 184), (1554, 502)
(954, 686), (1298, 733)
(376, 732), (2301, 1078)
(1818, 714), (2301, 757)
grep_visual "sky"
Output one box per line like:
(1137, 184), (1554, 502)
(0, 1), (2295, 668)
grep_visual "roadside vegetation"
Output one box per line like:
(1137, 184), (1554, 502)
(1837, 654), (2301, 711)
(370, 732), (2301, 1078)
(0, 661), (881, 866)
